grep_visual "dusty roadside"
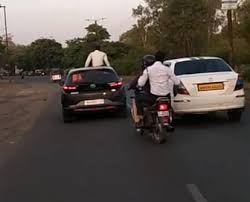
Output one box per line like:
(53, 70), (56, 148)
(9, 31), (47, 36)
(0, 81), (58, 146)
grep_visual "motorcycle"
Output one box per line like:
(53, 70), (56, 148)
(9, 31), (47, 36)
(131, 94), (173, 144)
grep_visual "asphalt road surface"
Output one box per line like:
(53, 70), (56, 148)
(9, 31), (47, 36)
(0, 77), (250, 202)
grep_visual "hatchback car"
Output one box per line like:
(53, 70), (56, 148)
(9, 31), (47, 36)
(61, 67), (127, 122)
(164, 57), (245, 121)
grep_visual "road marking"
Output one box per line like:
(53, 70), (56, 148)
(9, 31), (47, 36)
(186, 184), (208, 202)
(16, 90), (34, 96)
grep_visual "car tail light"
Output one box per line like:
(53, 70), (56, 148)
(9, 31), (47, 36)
(109, 81), (123, 88)
(234, 76), (244, 91)
(158, 103), (169, 111)
(177, 82), (190, 95)
(63, 85), (77, 93)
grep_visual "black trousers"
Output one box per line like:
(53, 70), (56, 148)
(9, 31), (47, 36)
(135, 91), (171, 116)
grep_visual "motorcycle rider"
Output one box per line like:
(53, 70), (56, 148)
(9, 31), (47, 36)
(137, 51), (180, 127)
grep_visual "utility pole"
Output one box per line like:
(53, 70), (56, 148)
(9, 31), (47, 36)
(0, 4), (9, 72)
(227, 9), (235, 69)
(221, 0), (238, 69)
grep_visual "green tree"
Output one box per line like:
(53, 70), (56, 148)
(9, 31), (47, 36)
(0, 37), (6, 66)
(122, 0), (224, 58)
(9, 45), (32, 71)
(63, 37), (95, 68)
(29, 38), (63, 69)
(85, 23), (110, 44)
(238, 0), (250, 43)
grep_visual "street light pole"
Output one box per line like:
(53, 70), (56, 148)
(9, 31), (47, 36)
(0, 4), (9, 74)
(227, 9), (235, 69)
(3, 6), (8, 56)
(85, 18), (106, 25)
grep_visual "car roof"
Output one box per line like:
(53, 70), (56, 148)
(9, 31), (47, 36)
(68, 66), (115, 74)
(164, 56), (222, 64)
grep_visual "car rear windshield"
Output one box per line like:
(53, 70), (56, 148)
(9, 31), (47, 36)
(174, 59), (232, 76)
(67, 69), (119, 85)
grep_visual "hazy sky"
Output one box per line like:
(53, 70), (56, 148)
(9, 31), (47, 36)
(0, 0), (143, 45)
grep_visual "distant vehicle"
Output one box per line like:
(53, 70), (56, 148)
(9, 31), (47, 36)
(61, 66), (127, 123)
(51, 69), (63, 82)
(27, 71), (34, 76)
(34, 69), (46, 76)
(164, 57), (245, 121)
(0, 69), (9, 77)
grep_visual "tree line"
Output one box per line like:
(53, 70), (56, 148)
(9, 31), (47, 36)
(1, 0), (250, 77)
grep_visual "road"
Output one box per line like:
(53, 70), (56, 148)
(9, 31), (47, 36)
(0, 77), (250, 202)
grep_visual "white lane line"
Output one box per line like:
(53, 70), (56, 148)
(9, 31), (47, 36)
(186, 184), (208, 202)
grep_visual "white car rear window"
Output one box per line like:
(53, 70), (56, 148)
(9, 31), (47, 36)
(175, 59), (232, 76)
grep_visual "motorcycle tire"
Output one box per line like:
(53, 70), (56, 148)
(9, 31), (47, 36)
(152, 118), (166, 144)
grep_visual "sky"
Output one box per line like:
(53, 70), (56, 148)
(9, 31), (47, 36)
(0, 0), (144, 45)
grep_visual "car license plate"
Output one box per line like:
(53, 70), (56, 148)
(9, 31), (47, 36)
(52, 75), (61, 80)
(84, 99), (104, 106)
(158, 111), (169, 117)
(198, 82), (224, 91)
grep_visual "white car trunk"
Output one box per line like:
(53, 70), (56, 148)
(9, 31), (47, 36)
(179, 72), (238, 97)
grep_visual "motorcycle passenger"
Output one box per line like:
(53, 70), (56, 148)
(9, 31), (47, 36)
(128, 55), (156, 126)
(137, 51), (180, 125)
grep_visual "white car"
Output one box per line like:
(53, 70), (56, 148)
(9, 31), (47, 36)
(164, 57), (245, 121)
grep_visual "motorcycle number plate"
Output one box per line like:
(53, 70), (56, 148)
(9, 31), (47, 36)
(157, 111), (169, 117)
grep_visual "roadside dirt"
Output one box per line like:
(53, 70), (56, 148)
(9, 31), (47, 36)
(0, 82), (58, 146)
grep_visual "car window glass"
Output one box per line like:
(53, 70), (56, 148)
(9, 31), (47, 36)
(67, 69), (119, 84)
(174, 59), (232, 76)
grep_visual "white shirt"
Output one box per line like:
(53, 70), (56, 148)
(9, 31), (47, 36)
(138, 61), (180, 96)
(85, 50), (110, 67)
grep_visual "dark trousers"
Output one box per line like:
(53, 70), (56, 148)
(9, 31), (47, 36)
(135, 91), (171, 116)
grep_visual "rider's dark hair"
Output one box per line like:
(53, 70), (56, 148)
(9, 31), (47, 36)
(155, 51), (165, 62)
(95, 44), (101, 50)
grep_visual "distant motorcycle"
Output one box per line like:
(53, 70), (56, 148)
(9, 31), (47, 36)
(131, 93), (173, 144)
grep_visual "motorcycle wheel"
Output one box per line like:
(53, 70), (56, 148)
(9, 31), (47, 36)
(152, 118), (166, 144)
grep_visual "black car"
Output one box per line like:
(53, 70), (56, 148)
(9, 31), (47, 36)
(61, 67), (127, 123)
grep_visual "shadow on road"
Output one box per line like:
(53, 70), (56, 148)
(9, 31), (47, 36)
(173, 112), (247, 130)
(69, 111), (128, 124)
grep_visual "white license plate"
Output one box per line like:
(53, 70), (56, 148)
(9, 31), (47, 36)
(52, 75), (61, 80)
(158, 111), (169, 117)
(84, 99), (105, 106)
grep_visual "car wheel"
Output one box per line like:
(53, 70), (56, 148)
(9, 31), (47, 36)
(227, 109), (242, 122)
(63, 109), (74, 123)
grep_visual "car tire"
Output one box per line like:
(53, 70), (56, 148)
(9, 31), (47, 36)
(63, 109), (74, 123)
(227, 109), (242, 122)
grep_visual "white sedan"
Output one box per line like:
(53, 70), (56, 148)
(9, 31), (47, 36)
(164, 57), (245, 121)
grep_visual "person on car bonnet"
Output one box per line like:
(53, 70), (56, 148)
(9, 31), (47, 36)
(85, 45), (110, 67)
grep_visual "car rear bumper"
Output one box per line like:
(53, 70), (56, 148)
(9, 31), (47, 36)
(64, 101), (125, 112)
(173, 91), (245, 114)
